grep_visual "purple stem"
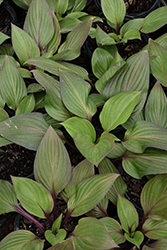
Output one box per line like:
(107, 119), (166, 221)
(14, 206), (46, 232)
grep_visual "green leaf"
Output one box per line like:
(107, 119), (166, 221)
(32, 70), (71, 121)
(18, 68), (32, 78)
(0, 230), (44, 250)
(89, 93), (105, 107)
(92, 48), (113, 78)
(125, 231), (144, 249)
(100, 217), (125, 244)
(122, 148), (167, 179)
(54, 0), (68, 15)
(122, 121), (167, 153)
(0, 113), (49, 150)
(145, 81), (167, 128)
(58, 18), (92, 60)
(23, 0), (54, 50)
(70, 0), (87, 12)
(64, 159), (94, 200)
(100, 91), (140, 132)
(45, 229), (66, 246)
(142, 239), (167, 250)
(99, 158), (127, 205)
(12, 24), (40, 65)
(47, 237), (75, 250)
(59, 17), (81, 33)
(107, 143), (126, 159)
(16, 94), (35, 115)
(142, 218), (167, 239)
(0, 43), (14, 56)
(101, 0), (126, 31)
(123, 29), (141, 40)
(0, 108), (9, 122)
(60, 71), (96, 120)
(117, 194), (139, 233)
(141, 174), (167, 220)
(141, 6), (167, 33)
(0, 180), (18, 214)
(34, 126), (71, 196)
(52, 214), (63, 233)
(68, 173), (119, 216)
(120, 18), (144, 36)
(72, 217), (118, 249)
(0, 32), (9, 45)
(61, 117), (96, 141)
(74, 131), (114, 166)
(0, 56), (27, 110)
(148, 39), (167, 87)
(12, 176), (53, 218)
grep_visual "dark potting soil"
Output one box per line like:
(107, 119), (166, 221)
(124, 0), (157, 14)
(0, 2), (13, 34)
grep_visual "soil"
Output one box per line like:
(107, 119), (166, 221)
(124, 0), (157, 14)
(0, 2), (13, 34)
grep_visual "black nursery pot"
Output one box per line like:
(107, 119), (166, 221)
(95, 0), (161, 18)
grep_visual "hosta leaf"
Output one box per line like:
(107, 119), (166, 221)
(45, 229), (66, 246)
(74, 131), (114, 166)
(0, 56), (27, 110)
(122, 148), (167, 179)
(18, 68), (32, 78)
(100, 217), (125, 244)
(64, 159), (94, 200)
(142, 239), (167, 250)
(16, 94), (35, 115)
(0, 43), (14, 56)
(99, 158), (127, 205)
(122, 121), (167, 153)
(71, 0), (87, 12)
(34, 126), (71, 196)
(0, 230), (44, 250)
(72, 217), (118, 249)
(52, 214), (63, 233)
(0, 136), (12, 147)
(142, 218), (167, 239)
(47, 237), (75, 250)
(23, 0), (54, 50)
(141, 174), (167, 220)
(145, 81), (167, 128)
(32, 70), (71, 121)
(141, 6), (167, 33)
(59, 17), (81, 33)
(12, 176), (53, 218)
(68, 173), (119, 216)
(101, 0), (126, 30)
(123, 29), (141, 40)
(12, 24), (40, 65)
(107, 143), (126, 159)
(54, 0), (68, 15)
(61, 117), (96, 141)
(148, 39), (167, 87)
(0, 32), (9, 45)
(0, 180), (18, 214)
(117, 194), (139, 233)
(125, 231), (144, 249)
(0, 113), (49, 150)
(89, 93), (105, 107)
(60, 71), (96, 120)
(0, 108), (9, 122)
(58, 18), (92, 60)
(103, 51), (149, 116)
(100, 91), (140, 132)
(92, 48), (113, 78)
(120, 18), (144, 36)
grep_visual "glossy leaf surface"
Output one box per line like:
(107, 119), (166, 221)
(0, 113), (49, 150)
(68, 173), (119, 216)
(141, 174), (167, 220)
(122, 121), (167, 153)
(12, 176), (53, 218)
(72, 217), (118, 249)
(34, 126), (71, 195)
(100, 91), (140, 131)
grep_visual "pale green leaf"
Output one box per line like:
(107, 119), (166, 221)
(52, 214), (63, 233)
(61, 117), (96, 141)
(68, 173), (119, 216)
(74, 131), (114, 166)
(122, 148), (167, 179)
(18, 68), (32, 78)
(54, 0), (68, 15)
(0, 56), (27, 110)
(60, 71), (96, 120)
(0, 113), (49, 150)
(142, 239), (167, 250)
(123, 29), (141, 40)
(45, 229), (66, 246)
(0, 230), (44, 250)
(120, 18), (144, 36)
(59, 17), (81, 33)
(99, 158), (127, 205)
(47, 237), (75, 250)
(0, 108), (9, 122)
(34, 126), (71, 196)
(107, 143), (126, 159)
(122, 121), (167, 153)
(100, 217), (125, 244)
(0, 32), (9, 45)
(142, 218), (167, 239)
(12, 24), (40, 65)
(16, 94), (35, 115)
(125, 231), (144, 249)
(89, 93), (105, 107)
(141, 174), (167, 220)
(71, 0), (87, 12)
(100, 91), (140, 131)
(23, 0), (54, 50)
(73, 217), (118, 249)
(0, 180), (18, 214)
(12, 176), (53, 218)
